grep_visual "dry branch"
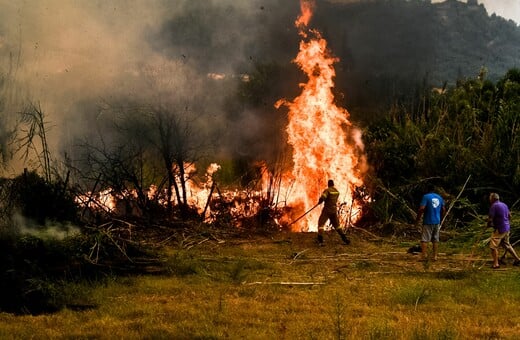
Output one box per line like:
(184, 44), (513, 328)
(289, 249), (309, 263)
(440, 174), (471, 229)
(243, 281), (325, 286)
(377, 184), (417, 220)
(350, 226), (382, 240)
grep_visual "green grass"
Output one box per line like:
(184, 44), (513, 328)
(1, 228), (520, 339)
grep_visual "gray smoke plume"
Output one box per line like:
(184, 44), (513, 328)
(1, 0), (518, 177)
(0, 0), (300, 176)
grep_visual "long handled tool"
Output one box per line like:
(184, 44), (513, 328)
(287, 203), (320, 227)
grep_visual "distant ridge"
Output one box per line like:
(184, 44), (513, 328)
(308, 0), (520, 112)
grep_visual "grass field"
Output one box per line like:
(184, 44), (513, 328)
(1, 225), (520, 339)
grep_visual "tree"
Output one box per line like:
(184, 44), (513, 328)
(16, 102), (53, 182)
(74, 101), (210, 220)
(143, 105), (208, 217)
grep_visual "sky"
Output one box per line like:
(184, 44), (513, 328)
(433, 0), (520, 24)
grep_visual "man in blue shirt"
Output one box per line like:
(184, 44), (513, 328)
(416, 184), (445, 261)
(487, 192), (520, 269)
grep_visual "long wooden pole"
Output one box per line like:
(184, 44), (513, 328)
(287, 203), (320, 227)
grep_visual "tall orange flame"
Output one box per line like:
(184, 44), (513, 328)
(295, 0), (315, 28)
(276, 0), (367, 232)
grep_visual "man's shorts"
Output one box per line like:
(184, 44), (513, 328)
(489, 230), (512, 250)
(421, 224), (440, 242)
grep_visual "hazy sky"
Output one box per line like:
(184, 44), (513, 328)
(481, 0), (520, 24)
(433, 0), (520, 24)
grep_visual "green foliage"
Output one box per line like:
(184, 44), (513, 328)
(364, 68), (520, 223)
(364, 117), (421, 186)
(0, 233), (73, 314)
(323, 0), (520, 114)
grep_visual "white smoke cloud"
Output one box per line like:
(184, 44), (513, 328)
(13, 212), (81, 240)
(0, 1), (179, 172)
(0, 0), (294, 175)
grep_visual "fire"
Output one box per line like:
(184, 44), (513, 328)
(74, 1), (367, 232)
(295, 0), (315, 28)
(275, 0), (367, 232)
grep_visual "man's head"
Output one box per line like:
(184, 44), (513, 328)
(427, 184), (435, 193)
(489, 192), (500, 203)
(328, 180), (334, 187)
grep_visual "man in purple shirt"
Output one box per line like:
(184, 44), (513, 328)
(487, 192), (520, 269)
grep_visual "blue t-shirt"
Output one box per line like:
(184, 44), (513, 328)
(420, 192), (444, 225)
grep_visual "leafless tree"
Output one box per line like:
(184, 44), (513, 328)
(16, 102), (53, 182)
(142, 104), (208, 217)
(73, 101), (210, 220)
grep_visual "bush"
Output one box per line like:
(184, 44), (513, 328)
(7, 170), (78, 225)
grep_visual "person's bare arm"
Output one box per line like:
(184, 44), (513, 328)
(415, 206), (425, 225)
(487, 213), (494, 228)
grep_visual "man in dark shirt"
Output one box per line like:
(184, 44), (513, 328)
(317, 180), (350, 246)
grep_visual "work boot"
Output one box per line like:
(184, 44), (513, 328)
(317, 234), (324, 246)
(340, 233), (350, 245)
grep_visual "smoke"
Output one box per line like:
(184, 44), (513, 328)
(12, 212), (80, 240)
(2, 0), (517, 177)
(0, 0), (300, 175)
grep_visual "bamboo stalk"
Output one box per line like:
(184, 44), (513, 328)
(440, 174), (471, 229)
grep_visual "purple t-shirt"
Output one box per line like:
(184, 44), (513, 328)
(489, 201), (510, 233)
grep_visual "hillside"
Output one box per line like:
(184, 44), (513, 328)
(307, 0), (520, 114)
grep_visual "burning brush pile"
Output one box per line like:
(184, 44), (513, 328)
(0, 0), (370, 238)
(74, 162), (275, 228)
(0, 0), (371, 316)
(74, 0), (370, 233)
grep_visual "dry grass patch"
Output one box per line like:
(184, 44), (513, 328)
(1, 230), (520, 339)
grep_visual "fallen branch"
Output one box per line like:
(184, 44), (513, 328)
(243, 281), (325, 286)
(99, 228), (134, 263)
(289, 249), (309, 263)
(350, 226), (382, 240)
(377, 184), (417, 220)
(440, 174), (471, 229)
